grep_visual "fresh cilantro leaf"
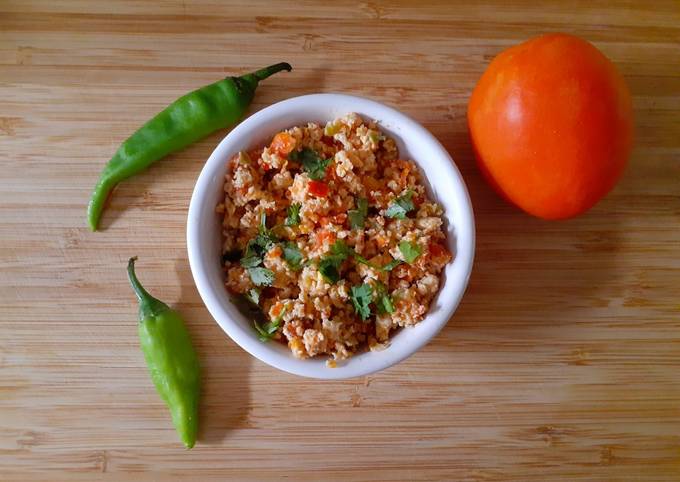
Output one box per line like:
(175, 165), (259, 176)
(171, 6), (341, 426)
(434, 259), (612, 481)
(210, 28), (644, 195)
(377, 294), (394, 314)
(240, 255), (262, 268)
(351, 249), (401, 272)
(350, 283), (373, 320)
(243, 213), (279, 261)
(317, 239), (352, 283)
(247, 266), (274, 286)
(318, 257), (342, 284)
(385, 190), (415, 219)
(348, 197), (368, 229)
(283, 242), (303, 270)
(289, 148), (331, 180)
(330, 239), (352, 258)
(254, 232), (277, 252)
(380, 258), (402, 272)
(374, 282), (394, 315)
(243, 239), (261, 259)
(244, 288), (260, 305)
(398, 240), (422, 263)
(285, 203), (301, 226)
(352, 252), (376, 269)
(231, 295), (269, 337)
(244, 213), (278, 260)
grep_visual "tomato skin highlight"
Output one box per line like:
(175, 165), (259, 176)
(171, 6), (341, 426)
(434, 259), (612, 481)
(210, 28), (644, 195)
(270, 132), (296, 156)
(467, 33), (634, 220)
(308, 180), (329, 198)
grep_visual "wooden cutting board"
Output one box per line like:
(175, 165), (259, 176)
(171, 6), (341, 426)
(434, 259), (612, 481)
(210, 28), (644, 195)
(2, 1), (679, 480)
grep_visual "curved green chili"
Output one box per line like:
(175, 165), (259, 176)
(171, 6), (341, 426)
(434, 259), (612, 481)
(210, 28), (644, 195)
(88, 62), (292, 231)
(127, 257), (201, 448)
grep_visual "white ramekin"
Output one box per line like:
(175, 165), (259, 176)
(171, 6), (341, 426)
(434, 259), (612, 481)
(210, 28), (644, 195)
(187, 94), (475, 379)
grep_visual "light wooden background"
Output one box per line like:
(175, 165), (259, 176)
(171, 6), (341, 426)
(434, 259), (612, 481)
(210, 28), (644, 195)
(2, 1), (679, 480)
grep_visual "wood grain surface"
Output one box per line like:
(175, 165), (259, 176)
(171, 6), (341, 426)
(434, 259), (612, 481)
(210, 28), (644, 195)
(2, 1), (679, 480)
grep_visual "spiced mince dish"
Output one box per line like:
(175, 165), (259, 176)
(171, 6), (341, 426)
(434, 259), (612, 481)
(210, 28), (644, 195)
(216, 113), (452, 364)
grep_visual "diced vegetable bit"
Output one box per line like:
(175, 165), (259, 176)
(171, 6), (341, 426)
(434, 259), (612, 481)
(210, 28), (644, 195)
(385, 190), (415, 219)
(324, 123), (341, 136)
(270, 132), (297, 156)
(308, 180), (329, 197)
(285, 203), (301, 226)
(317, 240), (351, 283)
(248, 266), (275, 286)
(238, 151), (251, 165)
(368, 131), (385, 144)
(282, 242), (303, 270)
(289, 148), (332, 180)
(348, 197), (369, 229)
(350, 283), (373, 320)
(373, 282), (394, 315)
(254, 306), (287, 342)
(398, 240), (422, 263)
(244, 288), (260, 305)
(320, 213), (347, 227)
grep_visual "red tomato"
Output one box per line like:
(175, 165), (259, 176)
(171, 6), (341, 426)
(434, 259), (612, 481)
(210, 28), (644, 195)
(315, 229), (336, 248)
(468, 33), (633, 219)
(308, 180), (329, 197)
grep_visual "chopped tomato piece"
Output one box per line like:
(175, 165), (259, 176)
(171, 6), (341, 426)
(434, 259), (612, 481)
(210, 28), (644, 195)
(319, 213), (347, 227)
(270, 132), (296, 156)
(308, 180), (329, 197)
(331, 213), (346, 225)
(271, 301), (284, 318)
(315, 229), (336, 247)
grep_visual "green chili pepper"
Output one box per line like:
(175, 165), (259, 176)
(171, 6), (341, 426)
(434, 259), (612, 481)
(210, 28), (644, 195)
(88, 62), (292, 231)
(127, 257), (200, 449)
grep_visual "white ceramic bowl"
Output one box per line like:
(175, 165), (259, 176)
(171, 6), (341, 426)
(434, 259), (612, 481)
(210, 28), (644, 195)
(187, 94), (475, 379)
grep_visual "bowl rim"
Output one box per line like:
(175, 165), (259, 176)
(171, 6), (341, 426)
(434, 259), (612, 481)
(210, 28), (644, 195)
(187, 93), (475, 379)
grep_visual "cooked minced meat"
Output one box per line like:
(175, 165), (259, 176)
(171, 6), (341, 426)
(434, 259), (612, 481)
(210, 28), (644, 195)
(216, 113), (452, 362)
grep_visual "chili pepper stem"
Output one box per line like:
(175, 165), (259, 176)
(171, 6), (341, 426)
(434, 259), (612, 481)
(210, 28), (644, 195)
(251, 62), (292, 81)
(127, 257), (169, 319)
